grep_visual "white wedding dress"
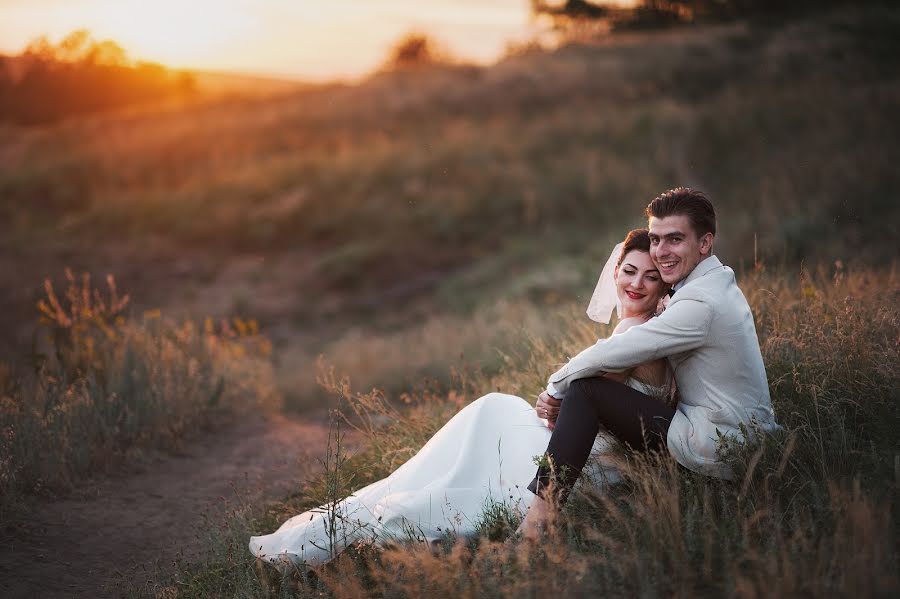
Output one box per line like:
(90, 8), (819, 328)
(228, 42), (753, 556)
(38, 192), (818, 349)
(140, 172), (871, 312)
(248, 384), (660, 567)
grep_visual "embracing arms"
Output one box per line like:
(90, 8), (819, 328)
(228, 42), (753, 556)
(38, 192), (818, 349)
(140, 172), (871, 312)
(536, 297), (711, 428)
(546, 297), (713, 398)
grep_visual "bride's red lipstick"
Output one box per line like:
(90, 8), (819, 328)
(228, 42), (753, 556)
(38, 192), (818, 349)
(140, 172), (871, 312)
(625, 290), (645, 300)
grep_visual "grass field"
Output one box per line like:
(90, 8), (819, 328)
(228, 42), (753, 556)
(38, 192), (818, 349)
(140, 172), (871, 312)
(2, 4), (898, 412)
(1, 3), (898, 596)
(164, 266), (899, 597)
(0, 271), (280, 519)
(3, 5), (898, 262)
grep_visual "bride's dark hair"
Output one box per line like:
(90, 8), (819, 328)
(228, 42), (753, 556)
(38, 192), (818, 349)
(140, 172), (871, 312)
(616, 228), (651, 267)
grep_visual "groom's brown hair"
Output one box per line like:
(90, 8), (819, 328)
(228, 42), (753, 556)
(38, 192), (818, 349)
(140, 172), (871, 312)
(645, 188), (716, 237)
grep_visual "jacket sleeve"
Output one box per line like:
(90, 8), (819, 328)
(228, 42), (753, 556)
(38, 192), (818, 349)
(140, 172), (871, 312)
(546, 298), (713, 396)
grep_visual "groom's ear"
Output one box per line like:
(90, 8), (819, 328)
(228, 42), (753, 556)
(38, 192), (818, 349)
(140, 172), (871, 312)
(699, 232), (714, 256)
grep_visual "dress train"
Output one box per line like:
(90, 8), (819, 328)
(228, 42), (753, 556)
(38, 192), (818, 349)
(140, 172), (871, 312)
(249, 392), (621, 566)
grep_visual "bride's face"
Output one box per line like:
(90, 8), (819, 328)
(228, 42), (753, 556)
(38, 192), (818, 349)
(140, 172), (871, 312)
(615, 250), (666, 318)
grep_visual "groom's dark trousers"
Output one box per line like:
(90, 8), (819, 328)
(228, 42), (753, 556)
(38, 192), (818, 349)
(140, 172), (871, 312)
(527, 376), (676, 501)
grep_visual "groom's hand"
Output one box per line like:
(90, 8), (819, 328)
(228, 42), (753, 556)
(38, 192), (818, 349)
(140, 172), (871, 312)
(536, 391), (562, 429)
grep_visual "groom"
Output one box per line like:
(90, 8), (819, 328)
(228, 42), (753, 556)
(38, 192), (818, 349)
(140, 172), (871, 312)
(525, 187), (780, 512)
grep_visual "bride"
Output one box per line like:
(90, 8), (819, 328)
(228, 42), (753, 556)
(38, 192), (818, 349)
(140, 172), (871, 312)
(249, 228), (672, 567)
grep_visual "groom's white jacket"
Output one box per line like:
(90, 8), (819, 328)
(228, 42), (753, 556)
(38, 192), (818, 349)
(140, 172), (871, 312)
(547, 255), (780, 478)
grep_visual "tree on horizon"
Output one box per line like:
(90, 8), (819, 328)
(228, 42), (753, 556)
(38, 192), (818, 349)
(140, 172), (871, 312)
(531, 0), (863, 30)
(0, 29), (195, 125)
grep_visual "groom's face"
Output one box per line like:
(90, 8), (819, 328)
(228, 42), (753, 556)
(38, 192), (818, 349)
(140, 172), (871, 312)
(648, 214), (713, 285)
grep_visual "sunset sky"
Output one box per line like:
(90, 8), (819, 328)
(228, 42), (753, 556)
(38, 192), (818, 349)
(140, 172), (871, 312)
(0, 0), (543, 80)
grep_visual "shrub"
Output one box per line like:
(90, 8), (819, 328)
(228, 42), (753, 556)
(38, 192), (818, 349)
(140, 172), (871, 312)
(383, 33), (450, 70)
(0, 271), (280, 518)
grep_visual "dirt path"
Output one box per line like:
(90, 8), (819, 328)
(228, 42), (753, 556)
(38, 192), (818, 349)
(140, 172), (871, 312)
(0, 414), (351, 598)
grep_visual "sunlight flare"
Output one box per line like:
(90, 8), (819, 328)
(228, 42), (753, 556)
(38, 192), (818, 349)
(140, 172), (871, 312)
(98, 0), (256, 67)
(0, 0), (537, 79)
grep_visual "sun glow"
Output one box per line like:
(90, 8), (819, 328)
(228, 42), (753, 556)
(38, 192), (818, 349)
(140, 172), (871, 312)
(0, 0), (538, 80)
(95, 0), (257, 68)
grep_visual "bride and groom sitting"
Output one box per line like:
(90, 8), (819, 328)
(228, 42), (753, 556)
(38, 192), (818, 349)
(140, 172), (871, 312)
(250, 187), (780, 565)
(518, 186), (779, 536)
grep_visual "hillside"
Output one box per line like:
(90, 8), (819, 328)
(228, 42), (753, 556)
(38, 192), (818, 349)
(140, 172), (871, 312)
(1, 3), (898, 405)
(1, 5), (898, 595)
(0, 29), (307, 126)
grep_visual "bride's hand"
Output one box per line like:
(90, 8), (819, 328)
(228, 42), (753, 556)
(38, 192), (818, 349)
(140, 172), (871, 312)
(536, 391), (561, 426)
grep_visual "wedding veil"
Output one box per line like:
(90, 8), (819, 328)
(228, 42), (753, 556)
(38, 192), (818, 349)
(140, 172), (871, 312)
(585, 241), (624, 324)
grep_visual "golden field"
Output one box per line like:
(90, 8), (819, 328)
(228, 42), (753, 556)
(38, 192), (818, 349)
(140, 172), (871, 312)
(0, 3), (898, 596)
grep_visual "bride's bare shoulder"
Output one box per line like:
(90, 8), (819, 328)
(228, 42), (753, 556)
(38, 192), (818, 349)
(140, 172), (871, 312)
(612, 316), (648, 335)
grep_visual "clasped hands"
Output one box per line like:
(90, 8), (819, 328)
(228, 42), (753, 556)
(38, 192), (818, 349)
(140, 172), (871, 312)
(535, 391), (562, 431)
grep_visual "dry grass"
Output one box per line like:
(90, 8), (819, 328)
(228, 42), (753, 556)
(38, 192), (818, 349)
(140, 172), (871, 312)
(2, 4), (898, 595)
(0, 271), (281, 518)
(2, 4), (898, 419)
(166, 267), (898, 597)
(2, 4), (897, 278)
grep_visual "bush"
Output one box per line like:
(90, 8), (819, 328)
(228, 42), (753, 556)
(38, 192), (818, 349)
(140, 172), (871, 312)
(0, 271), (280, 517)
(0, 29), (195, 125)
(383, 33), (450, 70)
